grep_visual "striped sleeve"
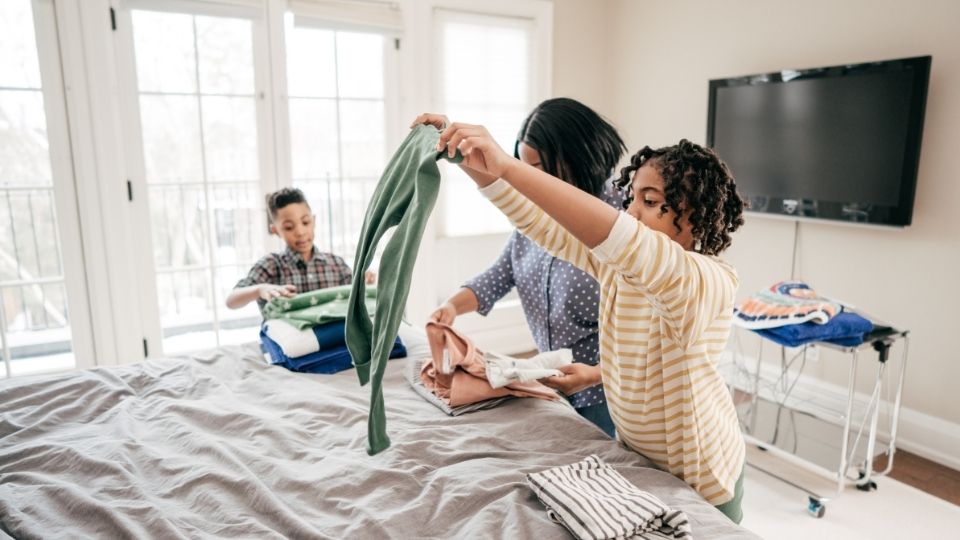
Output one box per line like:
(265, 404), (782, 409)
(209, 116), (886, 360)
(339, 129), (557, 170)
(478, 179), (601, 279)
(593, 212), (739, 349)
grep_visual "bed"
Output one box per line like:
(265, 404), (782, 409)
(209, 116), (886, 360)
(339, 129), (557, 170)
(0, 327), (759, 539)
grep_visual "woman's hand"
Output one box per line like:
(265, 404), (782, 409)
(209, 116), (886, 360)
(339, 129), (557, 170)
(438, 122), (517, 181)
(258, 283), (296, 302)
(539, 363), (602, 396)
(428, 302), (458, 325)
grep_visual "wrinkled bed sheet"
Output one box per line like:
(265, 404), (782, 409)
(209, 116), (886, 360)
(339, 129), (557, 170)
(0, 334), (758, 539)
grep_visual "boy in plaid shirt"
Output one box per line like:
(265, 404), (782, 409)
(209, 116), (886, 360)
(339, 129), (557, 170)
(226, 187), (370, 315)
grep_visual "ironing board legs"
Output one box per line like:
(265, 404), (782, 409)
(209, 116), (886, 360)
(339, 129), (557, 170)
(881, 334), (909, 476)
(838, 350), (859, 494)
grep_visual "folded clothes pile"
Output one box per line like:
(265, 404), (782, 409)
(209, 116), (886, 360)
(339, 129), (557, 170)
(527, 455), (693, 540)
(261, 286), (405, 374)
(734, 281), (873, 347)
(409, 321), (566, 415)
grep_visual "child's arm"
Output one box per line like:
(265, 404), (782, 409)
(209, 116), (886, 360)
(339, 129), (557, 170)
(437, 122), (620, 249)
(226, 255), (295, 310)
(225, 283), (296, 309)
(435, 121), (736, 347)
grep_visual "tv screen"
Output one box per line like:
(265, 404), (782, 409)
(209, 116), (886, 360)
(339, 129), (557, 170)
(707, 56), (930, 227)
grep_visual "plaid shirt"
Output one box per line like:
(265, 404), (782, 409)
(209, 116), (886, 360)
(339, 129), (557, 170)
(235, 246), (353, 314)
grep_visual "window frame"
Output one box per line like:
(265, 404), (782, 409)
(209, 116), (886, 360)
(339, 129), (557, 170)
(113, 0), (277, 358)
(0, 0), (97, 377)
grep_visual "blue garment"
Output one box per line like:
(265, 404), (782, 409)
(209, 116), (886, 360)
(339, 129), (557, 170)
(313, 321), (347, 349)
(754, 311), (874, 348)
(261, 330), (406, 374)
(463, 180), (624, 411)
(575, 402), (616, 438)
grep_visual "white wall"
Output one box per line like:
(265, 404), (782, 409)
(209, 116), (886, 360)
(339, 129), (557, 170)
(605, 0), (960, 430)
(407, 0), (616, 353)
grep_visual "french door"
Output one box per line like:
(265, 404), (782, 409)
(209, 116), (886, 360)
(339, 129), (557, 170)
(0, 0), (94, 377)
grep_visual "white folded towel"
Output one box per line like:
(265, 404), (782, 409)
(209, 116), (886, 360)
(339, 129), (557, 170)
(263, 319), (320, 358)
(484, 349), (573, 389)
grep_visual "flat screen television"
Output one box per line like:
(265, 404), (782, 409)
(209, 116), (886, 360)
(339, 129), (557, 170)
(707, 55), (931, 227)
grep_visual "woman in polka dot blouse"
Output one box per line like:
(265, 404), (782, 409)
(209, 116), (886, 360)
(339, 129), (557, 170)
(427, 98), (626, 436)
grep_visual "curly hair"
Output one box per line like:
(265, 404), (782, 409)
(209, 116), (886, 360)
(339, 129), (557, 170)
(615, 139), (745, 256)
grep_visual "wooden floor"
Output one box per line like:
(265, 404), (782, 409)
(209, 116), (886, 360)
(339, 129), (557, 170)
(875, 450), (960, 507)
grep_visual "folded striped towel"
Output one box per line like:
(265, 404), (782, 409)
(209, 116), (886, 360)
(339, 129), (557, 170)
(527, 455), (693, 540)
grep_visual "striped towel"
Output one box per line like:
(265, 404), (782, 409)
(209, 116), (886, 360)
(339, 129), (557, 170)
(527, 455), (693, 540)
(734, 281), (841, 330)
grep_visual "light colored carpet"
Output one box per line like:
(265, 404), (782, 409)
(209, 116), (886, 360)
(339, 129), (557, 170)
(740, 453), (960, 539)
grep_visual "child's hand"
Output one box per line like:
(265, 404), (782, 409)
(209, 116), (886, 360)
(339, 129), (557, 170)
(365, 271), (377, 285)
(539, 363), (602, 396)
(259, 283), (296, 302)
(438, 122), (516, 180)
(410, 113), (449, 131)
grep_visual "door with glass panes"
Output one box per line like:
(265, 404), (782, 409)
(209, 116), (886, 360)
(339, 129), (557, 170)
(115, 1), (395, 357)
(0, 0), (94, 377)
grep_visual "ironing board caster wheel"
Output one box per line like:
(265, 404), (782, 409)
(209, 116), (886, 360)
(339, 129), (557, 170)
(807, 496), (826, 518)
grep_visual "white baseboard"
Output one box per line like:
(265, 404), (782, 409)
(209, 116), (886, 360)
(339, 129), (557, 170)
(721, 352), (960, 472)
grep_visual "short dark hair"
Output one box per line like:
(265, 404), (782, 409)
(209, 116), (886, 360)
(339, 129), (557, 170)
(514, 98), (626, 197)
(266, 187), (309, 222)
(615, 139), (746, 256)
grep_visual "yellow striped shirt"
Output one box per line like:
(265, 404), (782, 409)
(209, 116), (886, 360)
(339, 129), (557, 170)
(481, 179), (745, 505)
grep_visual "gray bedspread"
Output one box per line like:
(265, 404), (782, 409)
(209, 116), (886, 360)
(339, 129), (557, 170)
(0, 339), (758, 539)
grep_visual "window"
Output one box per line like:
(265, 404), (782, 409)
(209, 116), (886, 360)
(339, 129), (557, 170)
(0, 0), (91, 377)
(122, 6), (270, 355)
(434, 9), (540, 237)
(284, 14), (394, 263)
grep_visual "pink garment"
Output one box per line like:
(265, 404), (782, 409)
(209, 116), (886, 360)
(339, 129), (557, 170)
(421, 322), (560, 407)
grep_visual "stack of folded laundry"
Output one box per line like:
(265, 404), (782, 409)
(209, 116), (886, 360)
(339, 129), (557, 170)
(734, 281), (874, 347)
(261, 284), (406, 374)
(527, 455), (693, 540)
(407, 321), (567, 415)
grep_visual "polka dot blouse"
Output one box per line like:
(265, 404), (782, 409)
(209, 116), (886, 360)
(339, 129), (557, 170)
(463, 181), (624, 409)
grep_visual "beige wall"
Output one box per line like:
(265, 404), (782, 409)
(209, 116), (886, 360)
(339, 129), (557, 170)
(551, 0), (615, 117)
(605, 0), (960, 424)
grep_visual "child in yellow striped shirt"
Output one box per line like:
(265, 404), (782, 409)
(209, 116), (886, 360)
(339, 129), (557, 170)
(414, 115), (747, 523)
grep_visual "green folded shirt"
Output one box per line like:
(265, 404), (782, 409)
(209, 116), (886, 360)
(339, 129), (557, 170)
(265, 285), (377, 330)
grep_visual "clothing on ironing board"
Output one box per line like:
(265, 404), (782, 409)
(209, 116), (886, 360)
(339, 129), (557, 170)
(527, 455), (693, 540)
(734, 281), (841, 330)
(421, 322), (560, 407)
(344, 124), (463, 455)
(754, 311), (874, 347)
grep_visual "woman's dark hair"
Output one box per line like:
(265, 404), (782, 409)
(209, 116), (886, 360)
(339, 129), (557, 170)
(266, 187), (310, 222)
(514, 98), (626, 197)
(615, 139), (745, 256)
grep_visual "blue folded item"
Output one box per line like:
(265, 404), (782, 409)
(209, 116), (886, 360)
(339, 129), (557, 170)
(313, 320), (347, 349)
(261, 329), (406, 374)
(754, 311), (873, 348)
